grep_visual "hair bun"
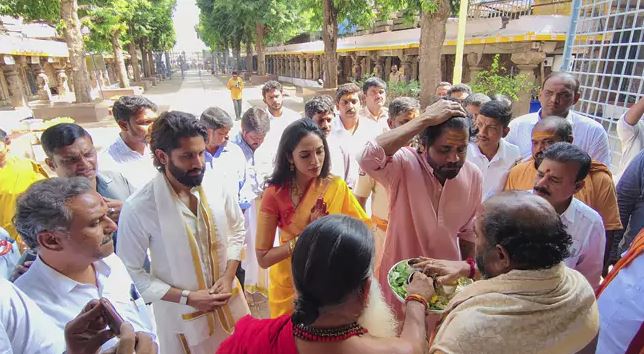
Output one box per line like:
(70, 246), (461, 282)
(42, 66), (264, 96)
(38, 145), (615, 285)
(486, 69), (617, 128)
(291, 297), (320, 326)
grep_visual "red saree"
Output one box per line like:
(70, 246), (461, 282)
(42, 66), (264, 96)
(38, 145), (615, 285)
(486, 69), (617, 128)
(216, 315), (298, 354)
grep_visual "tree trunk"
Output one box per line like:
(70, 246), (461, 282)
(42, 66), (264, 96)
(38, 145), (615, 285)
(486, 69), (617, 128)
(60, 0), (92, 103)
(322, 0), (338, 88)
(255, 23), (266, 75)
(233, 41), (241, 71)
(148, 50), (156, 76)
(164, 51), (171, 77)
(111, 31), (129, 88)
(127, 42), (142, 82)
(140, 40), (151, 78)
(245, 41), (253, 74)
(419, 0), (451, 108)
(222, 44), (228, 73)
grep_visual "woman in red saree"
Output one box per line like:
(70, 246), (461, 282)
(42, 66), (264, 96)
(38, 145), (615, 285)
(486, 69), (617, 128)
(218, 215), (433, 354)
(255, 119), (369, 317)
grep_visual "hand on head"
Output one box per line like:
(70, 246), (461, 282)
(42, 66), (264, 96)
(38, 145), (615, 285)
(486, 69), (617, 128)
(420, 99), (467, 127)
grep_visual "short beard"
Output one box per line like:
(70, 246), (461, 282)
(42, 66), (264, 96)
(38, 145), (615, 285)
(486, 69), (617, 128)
(168, 159), (205, 188)
(357, 278), (398, 338)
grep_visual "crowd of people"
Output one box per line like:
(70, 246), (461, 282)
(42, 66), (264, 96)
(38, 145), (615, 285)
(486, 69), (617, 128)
(0, 72), (642, 354)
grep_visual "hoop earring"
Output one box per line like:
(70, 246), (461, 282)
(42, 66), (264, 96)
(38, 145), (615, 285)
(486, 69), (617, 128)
(289, 163), (294, 172)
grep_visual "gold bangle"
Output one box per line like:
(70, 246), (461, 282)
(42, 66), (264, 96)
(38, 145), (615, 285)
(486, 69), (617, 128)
(287, 238), (297, 255)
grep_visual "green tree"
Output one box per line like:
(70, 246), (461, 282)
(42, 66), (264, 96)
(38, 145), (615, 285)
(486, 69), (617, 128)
(470, 54), (537, 101)
(83, 0), (132, 88)
(1, 0), (93, 102)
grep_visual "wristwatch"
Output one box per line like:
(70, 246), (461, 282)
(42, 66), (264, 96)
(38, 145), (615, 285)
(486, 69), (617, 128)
(180, 289), (191, 305)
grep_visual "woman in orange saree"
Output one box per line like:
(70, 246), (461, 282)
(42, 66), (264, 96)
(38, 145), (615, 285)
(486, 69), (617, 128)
(256, 119), (369, 317)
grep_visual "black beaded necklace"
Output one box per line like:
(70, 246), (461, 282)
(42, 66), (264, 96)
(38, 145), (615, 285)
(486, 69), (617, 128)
(292, 322), (368, 342)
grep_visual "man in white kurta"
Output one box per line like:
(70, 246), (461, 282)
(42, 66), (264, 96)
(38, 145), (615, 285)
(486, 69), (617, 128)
(117, 111), (249, 354)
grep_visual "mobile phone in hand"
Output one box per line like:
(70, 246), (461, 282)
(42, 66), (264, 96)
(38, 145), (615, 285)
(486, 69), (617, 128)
(99, 298), (124, 336)
(16, 248), (37, 266)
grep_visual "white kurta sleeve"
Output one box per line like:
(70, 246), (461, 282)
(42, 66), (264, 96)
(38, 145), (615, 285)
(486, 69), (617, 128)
(224, 183), (246, 261)
(117, 201), (171, 303)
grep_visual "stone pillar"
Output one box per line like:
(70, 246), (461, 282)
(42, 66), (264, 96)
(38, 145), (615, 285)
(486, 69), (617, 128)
(33, 64), (52, 101)
(305, 57), (313, 79)
(351, 54), (361, 80)
(384, 57), (392, 81)
(65, 63), (74, 92)
(312, 56), (320, 81)
(466, 53), (483, 83)
(412, 56), (419, 81)
(299, 56), (306, 79)
(56, 68), (70, 96)
(511, 52), (546, 116)
(2, 64), (28, 108)
(400, 55), (413, 82)
(374, 56), (385, 80)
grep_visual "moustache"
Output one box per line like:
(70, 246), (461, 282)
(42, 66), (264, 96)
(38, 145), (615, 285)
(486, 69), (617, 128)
(534, 186), (550, 196)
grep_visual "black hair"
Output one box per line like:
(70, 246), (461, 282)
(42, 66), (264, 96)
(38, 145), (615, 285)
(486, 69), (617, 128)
(362, 77), (387, 94)
(291, 215), (374, 326)
(420, 116), (469, 148)
(388, 97), (419, 121)
(304, 95), (335, 119)
(463, 93), (490, 108)
(479, 99), (513, 127)
(482, 192), (572, 270)
(241, 107), (271, 135)
(149, 111), (208, 172)
(0, 128), (7, 141)
(335, 83), (361, 103)
(200, 106), (233, 130)
(267, 118), (331, 187)
(262, 80), (283, 98)
(41, 123), (92, 158)
(541, 142), (591, 181)
(447, 83), (472, 96)
(111, 95), (157, 123)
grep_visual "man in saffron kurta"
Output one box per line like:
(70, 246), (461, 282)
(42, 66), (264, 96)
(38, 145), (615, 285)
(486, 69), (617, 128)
(358, 100), (482, 318)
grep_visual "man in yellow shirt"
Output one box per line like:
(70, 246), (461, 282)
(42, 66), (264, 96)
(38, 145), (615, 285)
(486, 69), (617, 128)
(0, 129), (48, 244)
(226, 71), (245, 120)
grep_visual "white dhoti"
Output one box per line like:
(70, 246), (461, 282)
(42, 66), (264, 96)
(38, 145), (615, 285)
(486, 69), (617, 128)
(117, 173), (250, 354)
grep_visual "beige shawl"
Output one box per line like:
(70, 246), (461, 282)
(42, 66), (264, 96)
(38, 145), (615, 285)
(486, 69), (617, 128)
(429, 263), (598, 354)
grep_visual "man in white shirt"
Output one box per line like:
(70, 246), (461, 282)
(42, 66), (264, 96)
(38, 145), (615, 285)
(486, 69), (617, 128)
(13, 177), (156, 351)
(330, 83), (381, 188)
(533, 142), (605, 289)
(199, 107), (247, 188)
(354, 96), (420, 274)
(304, 95), (350, 181)
(117, 111), (249, 354)
(616, 97), (643, 177)
(100, 95), (158, 191)
(467, 99), (521, 200)
(506, 72), (611, 165)
(1, 278), (65, 353)
(359, 77), (389, 131)
(262, 80), (301, 123)
(596, 228), (643, 354)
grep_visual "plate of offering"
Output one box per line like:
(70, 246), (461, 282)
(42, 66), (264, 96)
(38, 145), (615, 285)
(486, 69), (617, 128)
(387, 259), (473, 313)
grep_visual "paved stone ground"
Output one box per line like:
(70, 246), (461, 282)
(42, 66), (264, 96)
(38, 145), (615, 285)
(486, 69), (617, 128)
(87, 70), (304, 151)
